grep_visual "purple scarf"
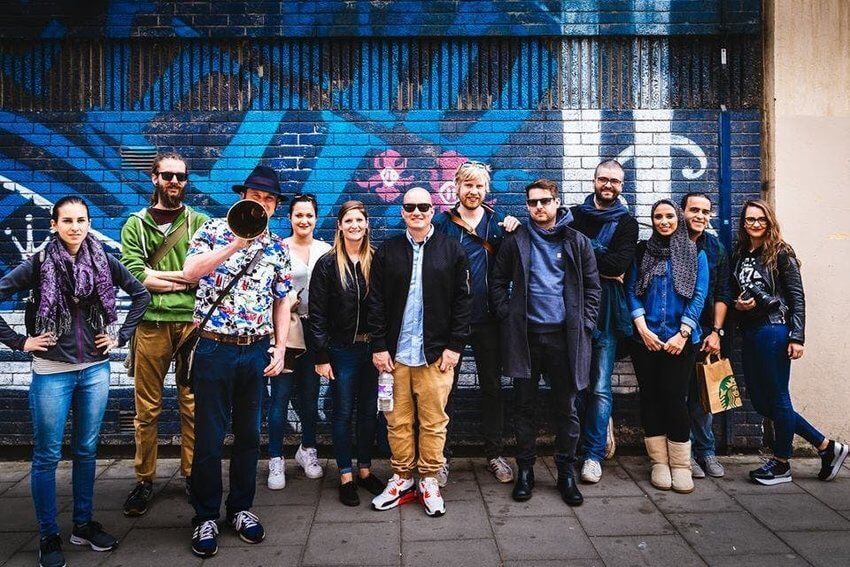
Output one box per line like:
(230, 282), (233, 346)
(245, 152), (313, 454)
(36, 234), (117, 337)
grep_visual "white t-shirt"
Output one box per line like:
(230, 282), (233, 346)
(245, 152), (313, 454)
(286, 239), (332, 317)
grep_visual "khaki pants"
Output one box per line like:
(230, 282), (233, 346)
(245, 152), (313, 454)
(132, 321), (196, 480)
(385, 362), (454, 478)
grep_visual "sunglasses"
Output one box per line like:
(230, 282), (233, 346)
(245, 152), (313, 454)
(459, 160), (489, 170)
(158, 171), (188, 182)
(293, 193), (317, 202)
(402, 203), (433, 213)
(526, 197), (555, 207)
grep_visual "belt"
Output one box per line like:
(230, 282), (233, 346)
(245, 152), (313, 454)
(199, 330), (267, 346)
(353, 333), (370, 343)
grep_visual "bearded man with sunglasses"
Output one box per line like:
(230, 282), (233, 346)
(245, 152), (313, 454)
(490, 179), (600, 506)
(119, 153), (209, 517)
(369, 187), (472, 518)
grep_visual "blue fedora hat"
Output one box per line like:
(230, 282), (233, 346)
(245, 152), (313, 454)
(232, 165), (285, 199)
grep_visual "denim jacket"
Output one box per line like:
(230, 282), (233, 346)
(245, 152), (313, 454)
(625, 247), (709, 344)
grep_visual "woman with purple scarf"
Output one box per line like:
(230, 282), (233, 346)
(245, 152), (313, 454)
(0, 196), (149, 567)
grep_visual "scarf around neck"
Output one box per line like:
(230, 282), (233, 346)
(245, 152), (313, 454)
(36, 234), (117, 337)
(636, 200), (697, 299)
(577, 194), (629, 248)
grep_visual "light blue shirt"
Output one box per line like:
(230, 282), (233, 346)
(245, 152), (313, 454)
(395, 226), (434, 367)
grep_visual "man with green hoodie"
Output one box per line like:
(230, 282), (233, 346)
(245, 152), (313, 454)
(120, 153), (209, 517)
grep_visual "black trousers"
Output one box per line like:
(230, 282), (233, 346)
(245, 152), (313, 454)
(513, 330), (579, 473)
(445, 321), (505, 459)
(630, 340), (696, 443)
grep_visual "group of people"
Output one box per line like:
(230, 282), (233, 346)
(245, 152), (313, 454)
(0, 154), (847, 567)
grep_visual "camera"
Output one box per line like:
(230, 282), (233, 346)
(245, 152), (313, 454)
(740, 281), (780, 310)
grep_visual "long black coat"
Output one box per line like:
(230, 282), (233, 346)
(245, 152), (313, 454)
(489, 223), (601, 390)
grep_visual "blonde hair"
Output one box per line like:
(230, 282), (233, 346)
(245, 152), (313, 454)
(332, 201), (373, 291)
(454, 161), (491, 195)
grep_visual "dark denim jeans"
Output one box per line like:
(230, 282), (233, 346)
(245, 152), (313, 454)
(30, 361), (110, 536)
(445, 321), (505, 460)
(267, 328), (320, 458)
(329, 342), (379, 474)
(580, 327), (618, 461)
(190, 336), (268, 523)
(514, 330), (579, 474)
(741, 324), (824, 459)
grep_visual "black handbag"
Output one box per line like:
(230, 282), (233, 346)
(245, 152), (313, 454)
(24, 250), (46, 336)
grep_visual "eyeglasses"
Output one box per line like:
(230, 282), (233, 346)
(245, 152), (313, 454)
(526, 197), (555, 207)
(595, 176), (623, 187)
(402, 203), (433, 213)
(744, 216), (769, 227)
(158, 171), (188, 182)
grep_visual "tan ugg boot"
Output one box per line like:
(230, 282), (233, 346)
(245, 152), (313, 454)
(644, 436), (672, 490)
(668, 439), (695, 494)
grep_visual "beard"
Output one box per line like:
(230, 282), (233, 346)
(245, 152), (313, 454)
(594, 187), (619, 206)
(154, 182), (185, 209)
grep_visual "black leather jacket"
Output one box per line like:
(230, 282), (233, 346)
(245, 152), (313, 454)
(731, 247), (805, 344)
(308, 252), (370, 365)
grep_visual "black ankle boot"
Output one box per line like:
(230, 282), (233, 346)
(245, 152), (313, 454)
(512, 466), (535, 502)
(557, 473), (584, 507)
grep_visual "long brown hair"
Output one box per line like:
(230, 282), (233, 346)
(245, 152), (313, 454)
(735, 199), (796, 273)
(332, 201), (373, 291)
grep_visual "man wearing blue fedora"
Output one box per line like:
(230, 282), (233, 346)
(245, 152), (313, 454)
(182, 165), (294, 557)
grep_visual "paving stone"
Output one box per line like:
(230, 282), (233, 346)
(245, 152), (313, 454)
(705, 552), (810, 566)
(575, 462), (646, 498)
(20, 509), (136, 551)
(0, 462), (29, 483)
(0, 531), (32, 565)
(254, 474), (323, 507)
(314, 481), (401, 523)
(794, 475), (850, 511)
(403, 538), (499, 567)
(5, 464), (110, 497)
(99, 459), (177, 480)
(642, 477), (744, 514)
(503, 561), (602, 567)
(222, 504), (313, 547)
(734, 493), (850, 531)
(0, 497), (45, 531)
(400, 498), (491, 541)
(481, 462), (573, 518)
(776, 530), (850, 567)
(709, 460), (805, 496)
(667, 511), (793, 557)
(131, 489), (195, 528)
(99, 526), (202, 567)
(211, 544), (302, 566)
(0, 481), (15, 496)
(302, 520), (400, 565)
(573, 495), (675, 537)
(590, 534), (707, 566)
(491, 516), (598, 561)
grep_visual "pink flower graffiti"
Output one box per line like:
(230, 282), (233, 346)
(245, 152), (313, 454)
(356, 150), (414, 202)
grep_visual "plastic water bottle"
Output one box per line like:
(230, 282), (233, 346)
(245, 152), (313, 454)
(377, 371), (394, 412)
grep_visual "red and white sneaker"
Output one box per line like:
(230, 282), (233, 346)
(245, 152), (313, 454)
(418, 477), (446, 517)
(371, 474), (416, 511)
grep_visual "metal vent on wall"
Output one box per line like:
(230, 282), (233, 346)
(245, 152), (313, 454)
(120, 146), (157, 170)
(118, 410), (135, 434)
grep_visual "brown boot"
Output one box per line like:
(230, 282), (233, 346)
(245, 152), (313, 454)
(668, 440), (695, 494)
(644, 436), (671, 490)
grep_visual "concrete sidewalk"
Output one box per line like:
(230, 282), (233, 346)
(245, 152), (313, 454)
(1, 455), (848, 566)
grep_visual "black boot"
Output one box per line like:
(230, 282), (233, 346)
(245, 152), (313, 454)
(512, 465), (535, 502)
(557, 473), (584, 507)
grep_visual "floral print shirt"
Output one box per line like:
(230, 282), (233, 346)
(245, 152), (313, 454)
(187, 218), (292, 337)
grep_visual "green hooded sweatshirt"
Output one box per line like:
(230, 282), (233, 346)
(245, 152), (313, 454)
(120, 206), (209, 322)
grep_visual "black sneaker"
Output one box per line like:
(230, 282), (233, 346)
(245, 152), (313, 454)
(818, 440), (849, 481)
(356, 473), (386, 496)
(123, 480), (153, 517)
(339, 481), (360, 506)
(69, 521), (118, 551)
(230, 510), (265, 544)
(191, 520), (218, 558)
(38, 533), (65, 567)
(750, 458), (792, 486)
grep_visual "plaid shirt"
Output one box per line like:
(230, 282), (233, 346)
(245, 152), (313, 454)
(187, 218), (292, 337)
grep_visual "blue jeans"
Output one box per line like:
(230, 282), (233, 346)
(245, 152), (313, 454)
(30, 361), (110, 537)
(329, 342), (378, 474)
(688, 351), (716, 458)
(741, 324), (824, 460)
(266, 330), (320, 458)
(580, 328), (617, 462)
(190, 337), (268, 523)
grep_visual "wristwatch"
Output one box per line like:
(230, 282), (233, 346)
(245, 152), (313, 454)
(711, 326), (725, 337)
(678, 328), (691, 339)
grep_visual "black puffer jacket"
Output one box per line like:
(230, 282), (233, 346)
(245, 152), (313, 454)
(732, 247), (805, 344)
(308, 251), (370, 365)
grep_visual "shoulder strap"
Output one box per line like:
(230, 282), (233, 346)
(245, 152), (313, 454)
(195, 247), (265, 333)
(444, 210), (495, 255)
(147, 211), (192, 268)
(28, 248), (45, 301)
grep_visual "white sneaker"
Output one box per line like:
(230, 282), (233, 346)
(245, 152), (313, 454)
(581, 459), (602, 484)
(418, 477), (446, 517)
(294, 444), (324, 479)
(435, 462), (449, 487)
(371, 474), (417, 511)
(267, 457), (286, 490)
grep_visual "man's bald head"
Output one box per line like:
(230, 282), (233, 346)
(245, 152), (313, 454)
(403, 187), (433, 204)
(401, 187), (435, 237)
